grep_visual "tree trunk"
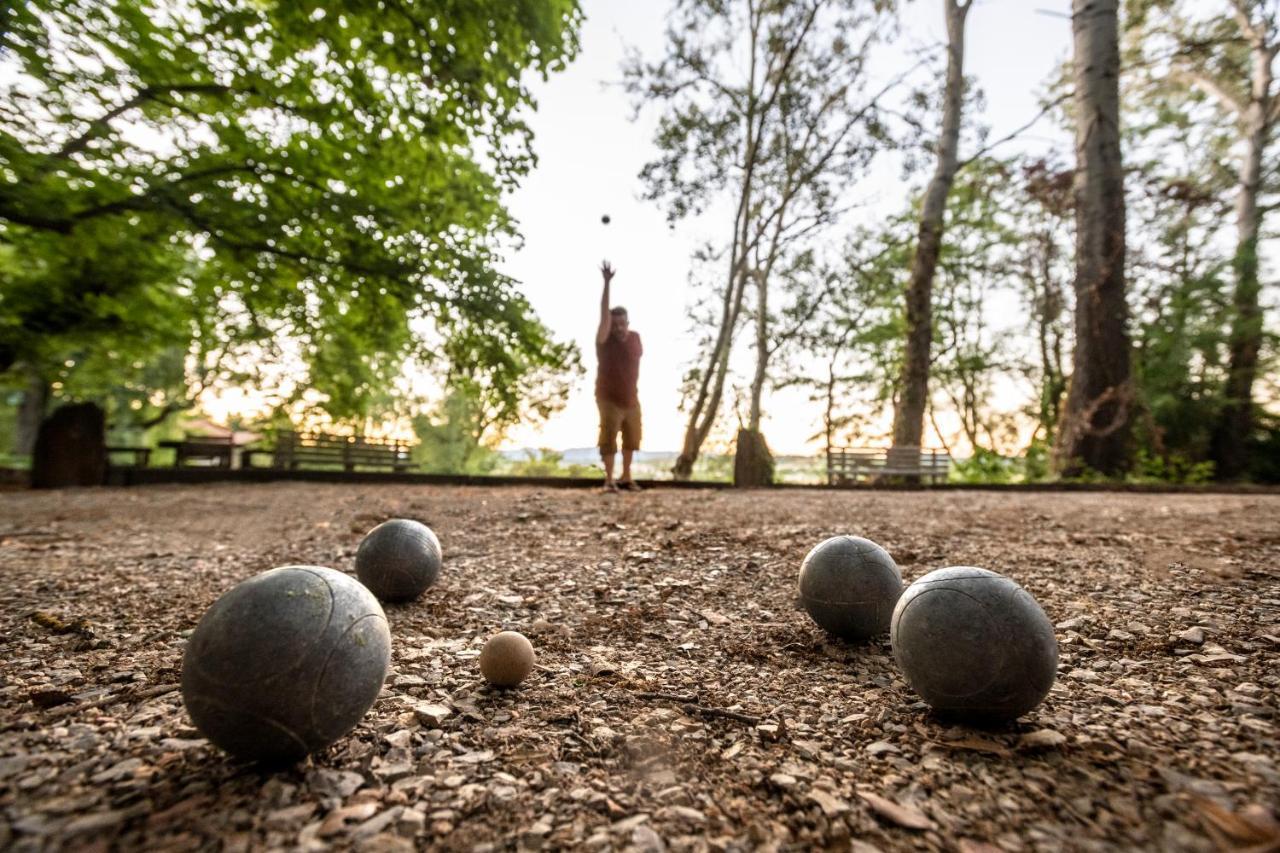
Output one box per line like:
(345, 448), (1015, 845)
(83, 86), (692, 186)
(673, 15), (764, 482)
(15, 365), (49, 457)
(1035, 231), (1067, 440)
(732, 427), (774, 487)
(891, 0), (970, 451)
(748, 269), (768, 432)
(1210, 27), (1273, 480)
(733, 270), (775, 487)
(673, 269), (750, 479)
(1054, 0), (1131, 477)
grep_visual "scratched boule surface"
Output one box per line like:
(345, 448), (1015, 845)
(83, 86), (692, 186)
(0, 483), (1276, 851)
(181, 565), (392, 764)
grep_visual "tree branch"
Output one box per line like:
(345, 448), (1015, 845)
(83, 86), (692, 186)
(54, 84), (233, 160)
(1228, 0), (1266, 50)
(957, 91), (1072, 171)
(0, 205), (73, 233)
(1170, 66), (1244, 115)
(166, 200), (411, 280)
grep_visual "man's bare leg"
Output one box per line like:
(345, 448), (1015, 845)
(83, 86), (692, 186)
(618, 449), (643, 490)
(601, 451), (618, 491)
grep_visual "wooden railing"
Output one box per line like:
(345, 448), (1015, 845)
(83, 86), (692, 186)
(827, 446), (951, 486)
(245, 431), (417, 472)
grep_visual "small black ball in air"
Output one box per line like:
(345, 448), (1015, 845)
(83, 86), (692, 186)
(601, 214), (611, 225)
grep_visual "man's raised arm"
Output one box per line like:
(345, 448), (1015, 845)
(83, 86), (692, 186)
(596, 260), (615, 346)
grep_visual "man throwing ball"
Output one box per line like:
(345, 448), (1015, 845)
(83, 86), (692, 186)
(595, 261), (643, 493)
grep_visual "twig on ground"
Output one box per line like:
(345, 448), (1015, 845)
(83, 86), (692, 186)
(632, 691), (762, 726)
(683, 704), (761, 725)
(634, 691), (699, 703)
(0, 683), (182, 733)
(47, 683), (181, 719)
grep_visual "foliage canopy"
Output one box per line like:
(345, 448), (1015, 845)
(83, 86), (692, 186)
(0, 0), (583, 425)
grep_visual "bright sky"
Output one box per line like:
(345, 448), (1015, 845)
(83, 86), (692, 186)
(499, 0), (1075, 454)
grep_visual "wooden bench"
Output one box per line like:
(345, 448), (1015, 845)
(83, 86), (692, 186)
(106, 446), (152, 468)
(159, 435), (237, 468)
(246, 431), (418, 472)
(828, 446), (951, 485)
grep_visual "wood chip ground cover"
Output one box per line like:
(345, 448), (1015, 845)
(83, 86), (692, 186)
(0, 484), (1277, 851)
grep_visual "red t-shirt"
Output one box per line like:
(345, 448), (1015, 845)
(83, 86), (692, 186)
(596, 332), (642, 408)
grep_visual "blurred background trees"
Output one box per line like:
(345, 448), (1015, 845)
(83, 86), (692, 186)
(1, 0), (1276, 482)
(1, 0), (584, 459)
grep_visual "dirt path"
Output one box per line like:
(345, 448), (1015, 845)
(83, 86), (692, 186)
(1, 484), (1277, 851)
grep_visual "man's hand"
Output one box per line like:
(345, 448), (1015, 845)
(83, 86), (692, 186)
(597, 260), (615, 345)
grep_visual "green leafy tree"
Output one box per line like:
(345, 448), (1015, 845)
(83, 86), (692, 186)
(411, 340), (581, 475)
(1011, 159), (1074, 448)
(411, 389), (500, 476)
(775, 224), (908, 460)
(1128, 159), (1234, 471)
(626, 0), (904, 481)
(1, 0), (583, 433)
(927, 158), (1024, 454)
(1124, 0), (1280, 478)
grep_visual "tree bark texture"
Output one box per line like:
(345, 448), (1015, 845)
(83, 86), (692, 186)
(748, 269), (769, 434)
(891, 0), (970, 451)
(1054, 0), (1132, 477)
(732, 427), (774, 487)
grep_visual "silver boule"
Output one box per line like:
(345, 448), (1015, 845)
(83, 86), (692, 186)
(891, 566), (1058, 720)
(798, 536), (903, 641)
(181, 566), (391, 764)
(355, 518), (442, 602)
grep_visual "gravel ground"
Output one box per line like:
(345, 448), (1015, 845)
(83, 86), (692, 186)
(0, 483), (1277, 852)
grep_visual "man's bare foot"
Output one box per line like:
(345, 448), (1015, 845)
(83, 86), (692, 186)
(617, 480), (643, 492)
(601, 481), (619, 494)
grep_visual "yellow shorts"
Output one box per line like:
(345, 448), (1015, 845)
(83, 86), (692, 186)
(597, 399), (642, 454)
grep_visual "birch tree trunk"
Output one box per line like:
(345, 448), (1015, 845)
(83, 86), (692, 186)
(735, 267), (775, 487)
(890, 0), (971, 452)
(1209, 4), (1276, 479)
(1054, 0), (1132, 477)
(671, 9), (763, 482)
(672, 267), (750, 480)
(748, 268), (768, 434)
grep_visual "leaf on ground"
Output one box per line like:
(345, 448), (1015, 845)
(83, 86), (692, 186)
(958, 842), (1005, 853)
(938, 737), (1011, 758)
(807, 788), (849, 817)
(1018, 729), (1067, 750)
(30, 611), (93, 636)
(857, 791), (935, 831)
(1191, 796), (1280, 851)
